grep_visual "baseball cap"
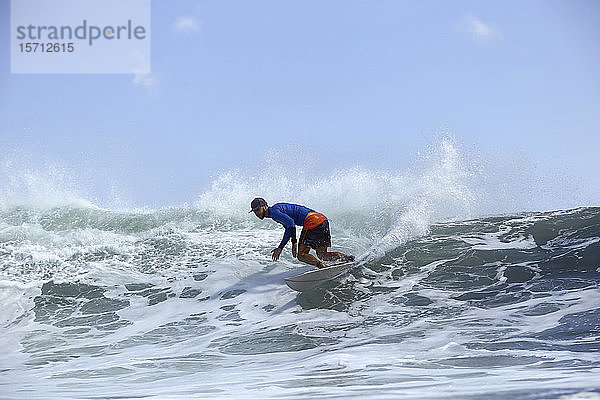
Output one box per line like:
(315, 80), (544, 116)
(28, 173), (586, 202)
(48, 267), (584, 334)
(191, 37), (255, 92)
(249, 197), (267, 213)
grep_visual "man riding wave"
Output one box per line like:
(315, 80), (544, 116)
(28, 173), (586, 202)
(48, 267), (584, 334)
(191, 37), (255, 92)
(249, 197), (354, 269)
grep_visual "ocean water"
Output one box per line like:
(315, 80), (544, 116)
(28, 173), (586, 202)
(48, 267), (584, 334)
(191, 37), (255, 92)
(1, 142), (599, 399)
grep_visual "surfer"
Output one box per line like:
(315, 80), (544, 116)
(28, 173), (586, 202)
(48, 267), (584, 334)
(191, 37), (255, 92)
(249, 197), (354, 269)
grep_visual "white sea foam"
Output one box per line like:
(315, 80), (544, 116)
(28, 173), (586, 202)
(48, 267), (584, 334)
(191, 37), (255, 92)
(459, 229), (538, 250)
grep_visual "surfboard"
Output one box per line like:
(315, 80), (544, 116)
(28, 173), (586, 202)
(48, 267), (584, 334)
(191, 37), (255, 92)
(284, 261), (355, 292)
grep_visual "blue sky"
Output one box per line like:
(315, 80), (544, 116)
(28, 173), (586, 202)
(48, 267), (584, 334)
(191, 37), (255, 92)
(1, 0), (599, 208)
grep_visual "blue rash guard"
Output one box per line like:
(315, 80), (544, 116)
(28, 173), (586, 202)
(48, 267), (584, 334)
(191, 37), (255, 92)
(268, 203), (314, 249)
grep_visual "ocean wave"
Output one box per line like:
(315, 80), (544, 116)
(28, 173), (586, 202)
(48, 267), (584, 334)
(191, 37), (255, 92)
(1, 140), (599, 399)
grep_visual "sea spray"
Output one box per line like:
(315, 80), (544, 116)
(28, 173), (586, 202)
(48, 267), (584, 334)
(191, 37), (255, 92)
(196, 138), (480, 261)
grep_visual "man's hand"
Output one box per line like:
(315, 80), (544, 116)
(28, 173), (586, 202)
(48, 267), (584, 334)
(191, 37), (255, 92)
(292, 242), (298, 258)
(271, 247), (282, 261)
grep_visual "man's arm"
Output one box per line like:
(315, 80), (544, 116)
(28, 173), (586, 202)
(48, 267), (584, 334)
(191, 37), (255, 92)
(286, 226), (297, 246)
(269, 208), (297, 249)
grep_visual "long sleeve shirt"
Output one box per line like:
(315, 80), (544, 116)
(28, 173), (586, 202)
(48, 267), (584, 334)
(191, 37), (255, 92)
(268, 203), (314, 249)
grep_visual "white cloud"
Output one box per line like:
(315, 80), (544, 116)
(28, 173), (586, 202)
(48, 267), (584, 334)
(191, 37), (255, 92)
(174, 16), (200, 33)
(132, 71), (156, 88)
(132, 71), (158, 96)
(461, 15), (502, 41)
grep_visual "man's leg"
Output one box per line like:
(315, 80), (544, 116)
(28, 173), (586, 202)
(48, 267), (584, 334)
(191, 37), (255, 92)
(316, 247), (351, 262)
(297, 244), (327, 268)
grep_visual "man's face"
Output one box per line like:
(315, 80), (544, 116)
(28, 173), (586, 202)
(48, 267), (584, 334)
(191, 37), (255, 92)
(253, 205), (266, 220)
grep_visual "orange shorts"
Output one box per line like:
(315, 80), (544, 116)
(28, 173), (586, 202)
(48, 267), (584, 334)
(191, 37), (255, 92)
(300, 212), (331, 249)
(303, 212), (328, 230)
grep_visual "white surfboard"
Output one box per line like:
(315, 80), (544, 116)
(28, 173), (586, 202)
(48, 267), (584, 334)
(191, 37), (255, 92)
(284, 261), (355, 292)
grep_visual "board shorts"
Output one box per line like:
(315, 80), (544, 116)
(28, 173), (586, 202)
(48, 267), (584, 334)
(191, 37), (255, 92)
(300, 212), (331, 249)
